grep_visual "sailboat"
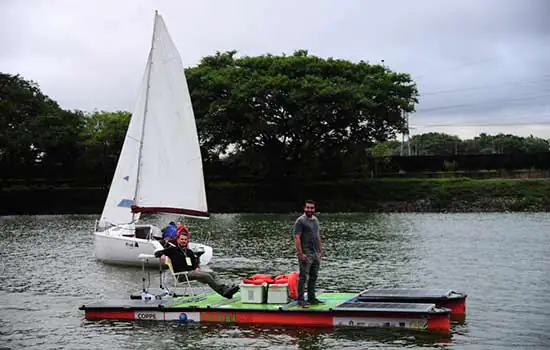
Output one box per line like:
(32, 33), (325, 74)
(93, 11), (213, 267)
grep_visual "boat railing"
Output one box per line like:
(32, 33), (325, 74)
(94, 220), (111, 233)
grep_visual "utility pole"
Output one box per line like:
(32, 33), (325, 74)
(406, 112), (411, 156)
(400, 111), (411, 156)
(399, 111), (408, 156)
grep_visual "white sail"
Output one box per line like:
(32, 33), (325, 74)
(133, 13), (208, 218)
(100, 11), (209, 225)
(98, 54), (150, 226)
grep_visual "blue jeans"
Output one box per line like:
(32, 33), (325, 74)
(297, 255), (320, 302)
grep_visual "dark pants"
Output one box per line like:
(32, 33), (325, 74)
(297, 255), (320, 302)
(177, 270), (232, 296)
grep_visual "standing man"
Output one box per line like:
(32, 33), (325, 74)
(293, 199), (324, 307)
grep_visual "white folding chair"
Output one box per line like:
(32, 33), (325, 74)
(161, 256), (210, 302)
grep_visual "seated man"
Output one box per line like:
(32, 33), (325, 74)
(154, 232), (239, 299)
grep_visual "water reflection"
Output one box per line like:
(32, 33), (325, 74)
(82, 321), (453, 349)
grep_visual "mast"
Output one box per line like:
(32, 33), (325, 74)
(132, 10), (158, 222)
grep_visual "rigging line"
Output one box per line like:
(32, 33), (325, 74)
(420, 75), (550, 96)
(411, 120), (550, 128)
(126, 135), (143, 144)
(416, 92), (550, 113)
(420, 105), (550, 119)
(413, 57), (501, 80)
(409, 35), (549, 81)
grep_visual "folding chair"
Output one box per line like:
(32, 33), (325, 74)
(161, 256), (210, 302)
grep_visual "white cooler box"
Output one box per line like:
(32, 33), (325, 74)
(267, 283), (289, 304)
(240, 282), (267, 304)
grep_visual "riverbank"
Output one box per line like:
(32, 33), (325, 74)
(1, 178), (549, 215)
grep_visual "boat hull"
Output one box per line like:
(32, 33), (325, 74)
(93, 229), (213, 267)
(80, 292), (451, 333)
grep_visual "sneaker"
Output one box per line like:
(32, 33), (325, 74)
(297, 300), (309, 308)
(223, 285), (240, 299)
(308, 298), (325, 305)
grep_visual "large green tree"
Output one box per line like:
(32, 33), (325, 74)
(410, 132), (462, 156)
(0, 73), (63, 165)
(469, 133), (549, 154)
(29, 109), (86, 167)
(79, 111), (131, 169)
(186, 50), (418, 176)
(0, 73), (88, 169)
(390, 132), (550, 156)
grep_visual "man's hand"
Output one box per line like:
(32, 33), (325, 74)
(316, 251), (322, 261)
(297, 252), (308, 262)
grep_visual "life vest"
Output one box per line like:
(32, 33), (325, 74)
(242, 278), (265, 285)
(274, 278), (288, 284)
(242, 274), (274, 285)
(177, 225), (189, 234)
(242, 272), (298, 299)
(287, 272), (298, 299)
(273, 274), (289, 284)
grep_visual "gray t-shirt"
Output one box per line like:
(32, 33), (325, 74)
(293, 214), (320, 255)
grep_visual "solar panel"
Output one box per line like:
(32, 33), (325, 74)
(358, 289), (454, 299)
(333, 301), (436, 313)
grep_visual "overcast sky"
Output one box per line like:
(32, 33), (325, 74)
(2, 0), (549, 139)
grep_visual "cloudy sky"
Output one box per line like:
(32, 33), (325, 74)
(2, 0), (550, 139)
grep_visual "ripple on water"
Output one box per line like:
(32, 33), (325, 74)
(1, 213), (549, 349)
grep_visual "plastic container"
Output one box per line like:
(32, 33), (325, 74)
(267, 283), (289, 304)
(240, 282), (267, 304)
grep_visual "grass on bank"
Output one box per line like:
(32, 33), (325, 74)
(1, 177), (549, 214)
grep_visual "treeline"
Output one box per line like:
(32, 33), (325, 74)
(1, 50), (416, 180)
(2, 152), (549, 188)
(372, 132), (549, 157)
(1, 50), (549, 186)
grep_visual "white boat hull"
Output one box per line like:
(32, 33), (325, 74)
(93, 227), (213, 268)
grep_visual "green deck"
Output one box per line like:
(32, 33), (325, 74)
(169, 292), (356, 311)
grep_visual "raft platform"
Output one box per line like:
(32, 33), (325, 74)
(80, 290), (454, 333)
(355, 288), (467, 320)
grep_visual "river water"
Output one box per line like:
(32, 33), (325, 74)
(0, 213), (549, 349)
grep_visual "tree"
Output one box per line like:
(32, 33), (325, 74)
(395, 132), (550, 156)
(370, 140), (399, 158)
(411, 132), (461, 156)
(369, 140), (400, 176)
(186, 50), (418, 177)
(466, 133), (550, 154)
(80, 111), (131, 169)
(0, 73), (63, 165)
(522, 135), (550, 153)
(29, 109), (86, 167)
